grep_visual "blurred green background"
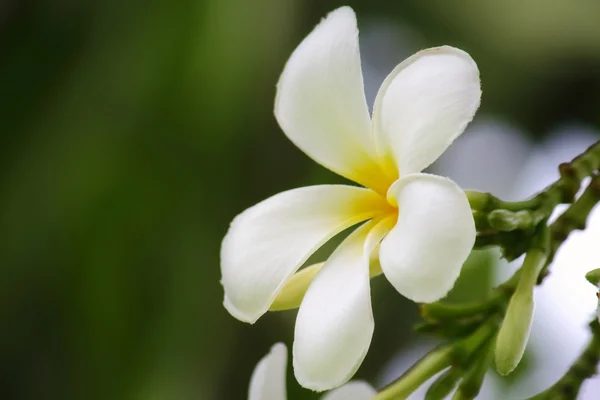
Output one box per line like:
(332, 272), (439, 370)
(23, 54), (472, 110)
(2, 0), (600, 399)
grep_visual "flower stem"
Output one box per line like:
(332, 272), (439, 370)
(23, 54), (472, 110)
(452, 335), (495, 400)
(374, 346), (452, 400)
(535, 139), (600, 206)
(393, 141), (600, 398)
(465, 191), (540, 212)
(374, 319), (499, 400)
(539, 174), (600, 282)
(549, 174), (600, 255)
(424, 366), (462, 400)
(471, 140), (600, 257)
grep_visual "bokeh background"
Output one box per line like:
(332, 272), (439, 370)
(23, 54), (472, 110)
(2, 1), (600, 399)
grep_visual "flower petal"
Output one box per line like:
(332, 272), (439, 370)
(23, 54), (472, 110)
(293, 218), (391, 391)
(221, 185), (388, 323)
(248, 343), (287, 400)
(321, 381), (377, 400)
(275, 7), (390, 192)
(372, 46), (481, 177)
(379, 173), (475, 303)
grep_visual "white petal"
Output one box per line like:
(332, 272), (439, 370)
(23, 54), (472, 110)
(221, 185), (388, 323)
(372, 46), (481, 177)
(275, 7), (390, 192)
(293, 218), (391, 391)
(248, 343), (288, 400)
(321, 381), (377, 400)
(379, 173), (475, 303)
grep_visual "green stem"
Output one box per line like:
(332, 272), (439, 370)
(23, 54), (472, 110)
(467, 140), (600, 214)
(453, 317), (500, 362)
(536, 140), (600, 206)
(397, 142), (600, 399)
(421, 266), (523, 324)
(420, 301), (500, 322)
(466, 191), (540, 212)
(517, 228), (549, 291)
(452, 336), (496, 400)
(471, 141), (600, 254)
(424, 367), (462, 400)
(375, 319), (499, 400)
(549, 174), (600, 256)
(374, 346), (452, 400)
(539, 174), (600, 282)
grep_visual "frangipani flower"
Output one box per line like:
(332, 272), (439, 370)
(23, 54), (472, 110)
(249, 343), (376, 400)
(221, 6), (480, 391)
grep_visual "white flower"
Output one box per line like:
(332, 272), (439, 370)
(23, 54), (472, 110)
(221, 6), (480, 391)
(249, 343), (376, 400)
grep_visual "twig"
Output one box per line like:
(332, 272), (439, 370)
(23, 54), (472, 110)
(379, 142), (600, 399)
(539, 174), (600, 282)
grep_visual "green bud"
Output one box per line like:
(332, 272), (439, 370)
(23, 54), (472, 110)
(487, 210), (533, 231)
(495, 246), (546, 376)
(585, 268), (600, 287)
(495, 289), (534, 375)
(487, 210), (519, 230)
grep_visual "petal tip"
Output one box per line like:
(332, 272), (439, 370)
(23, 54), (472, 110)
(322, 5), (357, 24)
(292, 356), (346, 393)
(405, 286), (453, 304)
(223, 295), (262, 324)
(270, 342), (288, 355)
(372, 45), (482, 176)
(292, 322), (374, 392)
(321, 381), (377, 400)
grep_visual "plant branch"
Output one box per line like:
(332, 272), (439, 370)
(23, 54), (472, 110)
(379, 141), (600, 399)
(539, 174), (600, 282)
(472, 140), (600, 260)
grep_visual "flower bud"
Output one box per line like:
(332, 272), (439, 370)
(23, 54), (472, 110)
(495, 288), (534, 375)
(495, 240), (547, 376)
(487, 210), (532, 231)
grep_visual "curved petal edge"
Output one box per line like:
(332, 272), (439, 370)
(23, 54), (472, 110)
(379, 173), (475, 303)
(275, 6), (390, 192)
(221, 185), (388, 323)
(372, 46), (481, 177)
(248, 343), (288, 400)
(293, 219), (391, 391)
